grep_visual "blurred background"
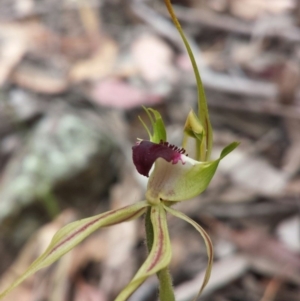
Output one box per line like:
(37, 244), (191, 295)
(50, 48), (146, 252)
(0, 0), (299, 300)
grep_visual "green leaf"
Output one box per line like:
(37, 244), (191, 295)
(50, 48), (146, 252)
(115, 203), (172, 301)
(0, 202), (149, 300)
(164, 0), (213, 161)
(164, 205), (213, 299)
(146, 142), (239, 203)
(139, 107), (167, 143)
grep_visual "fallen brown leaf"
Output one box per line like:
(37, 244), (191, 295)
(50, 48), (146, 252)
(0, 23), (28, 86)
(11, 62), (68, 94)
(69, 38), (118, 83)
(213, 220), (300, 284)
(174, 255), (249, 300)
(230, 0), (294, 20)
(90, 78), (161, 109)
(131, 33), (177, 83)
(218, 148), (287, 196)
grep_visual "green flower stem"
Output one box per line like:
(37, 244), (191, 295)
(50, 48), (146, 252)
(145, 207), (175, 301)
(164, 0), (213, 161)
(145, 207), (154, 252)
(157, 268), (175, 301)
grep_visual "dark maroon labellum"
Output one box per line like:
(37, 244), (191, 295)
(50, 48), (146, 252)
(132, 140), (185, 177)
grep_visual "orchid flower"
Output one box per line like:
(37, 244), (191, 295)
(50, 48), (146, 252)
(0, 1), (238, 300)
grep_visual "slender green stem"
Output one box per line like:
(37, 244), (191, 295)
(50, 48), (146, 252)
(145, 207), (154, 252)
(145, 207), (175, 301)
(164, 0), (213, 161)
(157, 268), (175, 301)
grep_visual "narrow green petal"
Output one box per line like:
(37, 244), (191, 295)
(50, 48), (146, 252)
(0, 202), (149, 300)
(163, 205), (213, 298)
(148, 108), (167, 143)
(138, 115), (152, 140)
(139, 107), (167, 143)
(115, 203), (171, 301)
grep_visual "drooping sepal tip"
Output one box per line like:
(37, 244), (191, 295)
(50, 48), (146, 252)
(163, 205), (213, 299)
